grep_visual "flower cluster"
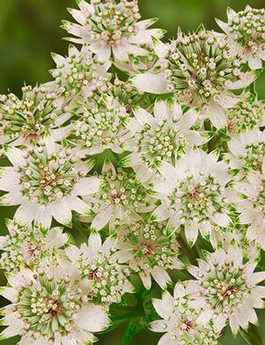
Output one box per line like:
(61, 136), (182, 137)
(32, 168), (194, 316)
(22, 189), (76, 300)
(0, 1), (264, 345)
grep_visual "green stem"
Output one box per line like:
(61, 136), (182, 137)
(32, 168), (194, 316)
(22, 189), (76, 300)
(178, 234), (199, 266)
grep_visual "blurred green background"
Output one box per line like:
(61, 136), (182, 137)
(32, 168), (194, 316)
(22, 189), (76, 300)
(0, 0), (265, 344)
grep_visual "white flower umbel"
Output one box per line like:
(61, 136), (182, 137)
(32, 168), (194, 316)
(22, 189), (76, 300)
(152, 150), (232, 246)
(0, 220), (68, 273)
(230, 172), (265, 249)
(149, 283), (220, 345)
(66, 232), (134, 304)
(0, 144), (101, 230)
(0, 85), (72, 147)
(188, 245), (265, 335)
(121, 100), (202, 183)
(0, 262), (110, 344)
(83, 161), (155, 231)
(63, 0), (164, 62)
(73, 95), (130, 155)
(216, 6), (265, 70)
(50, 45), (111, 101)
(228, 129), (265, 178)
(133, 28), (256, 129)
(116, 219), (181, 289)
(225, 95), (265, 135)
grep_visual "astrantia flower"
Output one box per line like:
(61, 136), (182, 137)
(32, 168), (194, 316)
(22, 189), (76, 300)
(73, 95), (130, 155)
(225, 95), (265, 135)
(116, 219), (181, 289)
(0, 85), (72, 147)
(229, 172), (265, 249)
(50, 45), (111, 101)
(0, 262), (110, 344)
(63, 0), (164, 62)
(216, 6), (265, 69)
(0, 220), (68, 273)
(121, 100), (202, 182)
(134, 28), (256, 129)
(0, 144), (101, 230)
(152, 150), (232, 246)
(66, 233), (134, 304)
(188, 245), (265, 335)
(227, 129), (265, 178)
(83, 161), (155, 231)
(149, 283), (220, 345)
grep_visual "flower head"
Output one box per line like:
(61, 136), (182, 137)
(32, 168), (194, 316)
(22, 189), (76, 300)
(0, 262), (110, 344)
(152, 150), (232, 246)
(63, 0), (164, 62)
(121, 100), (202, 182)
(0, 144), (101, 230)
(225, 95), (265, 135)
(73, 95), (130, 155)
(83, 161), (155, 231)
(116, 218), (181, 289)
(134, 28), (256, 129)
(149, 283), (220, 344)
(50, 45), (111, 101)
(188, 245), (265, 335)
(66, 233), (134, 304)
(0, 220), (68, 273)
(228, 129), (265, 178)
(217, 6), (265, 69)
(0, 85), (72, 147)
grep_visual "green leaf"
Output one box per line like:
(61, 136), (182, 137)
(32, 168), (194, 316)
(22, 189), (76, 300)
(239, 324), (263, 345)
(122, 317), (145, 345)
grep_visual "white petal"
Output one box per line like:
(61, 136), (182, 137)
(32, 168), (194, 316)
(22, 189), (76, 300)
(89, 42), (111, 62)
(154, 101), (169, 121)
(133, 73), (169, 94)
(46, 227), (68, 248)
(213, 213), (231, 227)
(14, 202), (38, 225)
(152, 38), (169, 59)
(52, 199), (72, 227)
(73, 177), (102, 196)
(185, 221), (199, 247)
(152, 298), (171, 318)
(4, 146), (26, 166)
(149, 320), (166, 333)
(75, 304), (110, 332)
(139, 272), (152, 290)
(88, 232), (102, 250)
(249, 56), (262, 70)
(91, 206), (112, 231)
(66, 195), (89, 214)
(151, 268), (171, 289)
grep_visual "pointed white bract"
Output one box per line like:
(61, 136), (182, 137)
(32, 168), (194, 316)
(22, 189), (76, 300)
(216, 6), (265, 70)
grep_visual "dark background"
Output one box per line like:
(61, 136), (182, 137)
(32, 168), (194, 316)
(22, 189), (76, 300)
(0, 0), (265, 344)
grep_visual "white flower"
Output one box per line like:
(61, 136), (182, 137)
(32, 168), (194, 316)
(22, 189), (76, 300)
(0, 144), (101, 230)
(229, 172), (265, 249)
(121, 100), (203, 183)
(152, 150), (232, 246)
(82, 161), (155, 231)
(115, 219), (181, 289)
(66, 232), (134, 304)
(227, 129), (265, 178)
(0, 85), (72, 148)
(63, 0), (165, 62)
(73, 95), (130, 155)
(149, 283), (220, 344)
(187, 245), (265, 335)
(0, 220), (68, 273)
(0, 261), (110, 344)
(216, 6), (265, 70)
(225, 94), (265, 135)
(133, 28), (257, 129)
(49, 45), (111, 101)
